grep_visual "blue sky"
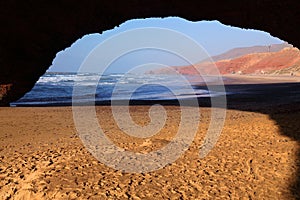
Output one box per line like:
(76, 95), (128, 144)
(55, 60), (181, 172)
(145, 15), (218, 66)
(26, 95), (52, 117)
(48, 17), (283, 73)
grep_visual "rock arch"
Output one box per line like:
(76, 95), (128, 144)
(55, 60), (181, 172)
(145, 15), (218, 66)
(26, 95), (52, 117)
(0, 0), (299, 105)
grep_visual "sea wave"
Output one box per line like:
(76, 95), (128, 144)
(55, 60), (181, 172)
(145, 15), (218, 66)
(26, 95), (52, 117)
(10, 72), (224, 106)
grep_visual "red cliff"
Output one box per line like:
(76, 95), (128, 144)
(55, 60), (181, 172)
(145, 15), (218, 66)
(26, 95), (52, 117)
(152, 47), (300, 76)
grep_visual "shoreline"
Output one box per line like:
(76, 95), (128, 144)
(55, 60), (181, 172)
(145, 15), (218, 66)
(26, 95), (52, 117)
(222, 74), (300, 84)
(11, 75), (300, 108)
(11, 78), (300, 113)
(1, 76), (300, 199)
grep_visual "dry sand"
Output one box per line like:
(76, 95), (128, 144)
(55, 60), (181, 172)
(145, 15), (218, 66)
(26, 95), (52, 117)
(1, 76), (300, 199)
(223, 74), (300, 84)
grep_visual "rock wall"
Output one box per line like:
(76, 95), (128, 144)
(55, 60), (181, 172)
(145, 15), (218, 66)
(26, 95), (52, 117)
(0, 1), (299, 105)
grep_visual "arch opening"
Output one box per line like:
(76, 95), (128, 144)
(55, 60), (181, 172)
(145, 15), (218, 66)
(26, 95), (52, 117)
(11, 17), (298, 106)
(1, 12), (299, 198)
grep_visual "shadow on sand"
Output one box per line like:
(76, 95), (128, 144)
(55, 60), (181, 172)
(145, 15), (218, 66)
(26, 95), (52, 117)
(221, 82), (300, 197)
(14, 82), (300, 197)
(123, 82), (300, 198)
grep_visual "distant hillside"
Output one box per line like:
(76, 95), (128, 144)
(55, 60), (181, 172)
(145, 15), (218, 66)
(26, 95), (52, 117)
(215, 47), (300, 75)
(207, 42), (292, 62)
(148, 46), (300, 76)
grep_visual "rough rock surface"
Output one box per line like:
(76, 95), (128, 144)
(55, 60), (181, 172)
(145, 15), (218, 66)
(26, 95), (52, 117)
(160, 47), (300, 75)
(1, 1), (300, 105)
(216, 47), (300, 75)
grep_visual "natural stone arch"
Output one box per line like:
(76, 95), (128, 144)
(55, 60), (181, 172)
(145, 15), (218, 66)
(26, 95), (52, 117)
(0, 0), (299, 105)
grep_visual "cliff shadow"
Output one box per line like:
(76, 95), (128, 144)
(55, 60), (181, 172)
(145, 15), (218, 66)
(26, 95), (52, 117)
(196, 82), (300, 197)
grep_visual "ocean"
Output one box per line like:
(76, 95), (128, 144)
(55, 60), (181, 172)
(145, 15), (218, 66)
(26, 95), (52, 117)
(10, 72), (221, 106)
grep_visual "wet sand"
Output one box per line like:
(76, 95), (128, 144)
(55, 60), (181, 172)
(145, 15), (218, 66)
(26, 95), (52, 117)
(1, 75), (300, 199)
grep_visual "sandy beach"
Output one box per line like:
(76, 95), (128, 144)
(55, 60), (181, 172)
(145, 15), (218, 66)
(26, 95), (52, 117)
(1, 75), (300, 199)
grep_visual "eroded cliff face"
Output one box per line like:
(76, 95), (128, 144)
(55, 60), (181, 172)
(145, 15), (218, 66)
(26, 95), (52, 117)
(0, 1), (299, 105)
(151, 47), (300, 76)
